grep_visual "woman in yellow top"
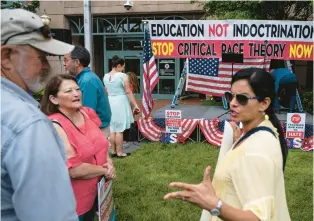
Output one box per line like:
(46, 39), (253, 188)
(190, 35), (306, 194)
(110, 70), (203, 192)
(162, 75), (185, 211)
(164, 68), (291, 221)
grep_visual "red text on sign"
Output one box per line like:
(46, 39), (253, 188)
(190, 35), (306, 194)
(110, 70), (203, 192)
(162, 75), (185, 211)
(166, 111), (180, 116)
(287, 131), (304, 139)
(208, 24), (229, 37)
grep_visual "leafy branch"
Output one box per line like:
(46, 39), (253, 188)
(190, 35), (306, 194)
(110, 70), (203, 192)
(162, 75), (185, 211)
(1, 0), (40, 13)
(192, 0), (313, 20)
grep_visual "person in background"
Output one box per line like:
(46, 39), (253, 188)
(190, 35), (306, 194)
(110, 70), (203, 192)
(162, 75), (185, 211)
(64, 46), (112, 137)
(164, 68), (290, 221)
(270, 68), (297, 113)
(123, 71), (140, 143)
(1, 9), (78, 221)
(40, 74), (115, 221)
(103, 56), (140, 158)
(126, 71), (140, 94)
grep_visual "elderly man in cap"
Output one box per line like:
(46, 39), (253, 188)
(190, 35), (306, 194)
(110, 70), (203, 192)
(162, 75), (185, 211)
(1, 9), (78, 221)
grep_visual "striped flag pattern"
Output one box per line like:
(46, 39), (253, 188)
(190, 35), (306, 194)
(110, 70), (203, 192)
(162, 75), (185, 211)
(137, 118), (162, 142)
(142, 27), (159, 118)
(302, 136), (314, 151)
(199, 119), (224, 146)
(137, 118), (312, 151)
(186, 58), (271, 97)
(180, 119), (199, 142)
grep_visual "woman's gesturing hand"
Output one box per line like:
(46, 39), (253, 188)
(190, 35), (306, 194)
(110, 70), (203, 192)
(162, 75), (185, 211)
(164, 166), (219, 211)
(230, 121), (242, 143)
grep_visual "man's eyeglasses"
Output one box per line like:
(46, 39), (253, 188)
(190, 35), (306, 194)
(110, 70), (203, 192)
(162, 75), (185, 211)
(2, 25), (52, 45)
(224, 91), (259, 106)
(64, 58), (79, 63)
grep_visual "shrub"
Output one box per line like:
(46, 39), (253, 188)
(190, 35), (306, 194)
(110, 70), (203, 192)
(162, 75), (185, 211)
(32, 90), (44, 102)
(202, 96), (223, 106)
(301, 91), (313, 115)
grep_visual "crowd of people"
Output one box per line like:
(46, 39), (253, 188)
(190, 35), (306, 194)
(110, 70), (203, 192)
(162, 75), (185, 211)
(1, 9), (291, 221)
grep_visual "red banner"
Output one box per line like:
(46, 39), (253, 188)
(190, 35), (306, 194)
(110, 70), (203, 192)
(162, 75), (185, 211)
(149, 20), (313, 61)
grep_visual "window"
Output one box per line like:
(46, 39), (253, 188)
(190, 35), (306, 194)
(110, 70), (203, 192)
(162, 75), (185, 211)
(128, 18), (143, 32)
(68, 15), (200, 34)
(116, 18), (128, 33)
(159, 79), (175, 94)
(123, 37), (144, 50)
(106, 37), (122, 50)
(99, 18), (115, 33)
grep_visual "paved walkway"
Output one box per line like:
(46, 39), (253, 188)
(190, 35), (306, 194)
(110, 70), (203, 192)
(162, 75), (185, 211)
(134, 98), (203, 121)
(123, 141), (149, 153)
(109, 141), (149, 155)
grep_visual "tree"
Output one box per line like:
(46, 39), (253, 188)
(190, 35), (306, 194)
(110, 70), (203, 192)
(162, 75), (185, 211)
(1, 0), (40, 13)
(192, 1), (313, 20)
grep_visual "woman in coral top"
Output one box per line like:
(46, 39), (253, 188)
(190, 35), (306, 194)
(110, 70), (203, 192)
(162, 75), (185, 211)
(40, 74), (115, 221)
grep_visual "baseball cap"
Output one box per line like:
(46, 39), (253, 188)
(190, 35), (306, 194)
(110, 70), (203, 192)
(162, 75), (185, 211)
(1, 9), (74, 55)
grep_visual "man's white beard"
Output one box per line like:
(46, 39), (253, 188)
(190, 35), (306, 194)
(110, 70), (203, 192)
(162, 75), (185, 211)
(24, 76), (45, 92)
(20, 70), (50, 93)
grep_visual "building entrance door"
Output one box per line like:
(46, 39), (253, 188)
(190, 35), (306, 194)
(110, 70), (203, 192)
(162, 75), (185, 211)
(105, 51), (180, 100)
(105, 51), (142, 99)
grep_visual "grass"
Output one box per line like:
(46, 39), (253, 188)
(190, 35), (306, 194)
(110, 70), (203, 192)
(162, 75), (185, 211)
(112, 143), (313, 221)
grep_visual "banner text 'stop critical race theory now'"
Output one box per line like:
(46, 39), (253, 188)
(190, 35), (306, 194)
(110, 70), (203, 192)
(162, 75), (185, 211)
(149, 20), (313, 60)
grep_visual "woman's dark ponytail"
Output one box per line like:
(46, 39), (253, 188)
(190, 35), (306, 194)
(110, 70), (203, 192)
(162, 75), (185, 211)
(111, 55), (125, 68)
(232, 68), (289, 171)
(265, 106), (288, 171)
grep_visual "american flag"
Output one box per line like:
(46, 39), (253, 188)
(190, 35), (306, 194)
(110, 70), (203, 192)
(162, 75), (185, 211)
(186, 58), (271, 97)
(137, 118), (162, 142)
(142, 27), (159, 118)
(137, 118), (198, 143)
(137, 117), (313, 151)
(199, 119), (224, 146)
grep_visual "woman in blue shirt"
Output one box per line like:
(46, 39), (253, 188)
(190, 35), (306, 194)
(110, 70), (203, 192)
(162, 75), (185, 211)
(103, 56), (140, 158)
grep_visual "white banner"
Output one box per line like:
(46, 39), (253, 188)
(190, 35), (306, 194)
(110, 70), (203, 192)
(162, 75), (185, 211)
(149, 20), (313, 42)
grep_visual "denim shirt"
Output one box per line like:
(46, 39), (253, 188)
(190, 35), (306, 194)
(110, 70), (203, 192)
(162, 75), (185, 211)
(1, 78), (78, 221)
(271, 68), (297, 94)
(76, 67), (112, 128)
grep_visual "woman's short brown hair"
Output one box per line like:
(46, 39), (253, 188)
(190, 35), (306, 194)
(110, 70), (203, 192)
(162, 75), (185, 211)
(40, 74), (78, 115)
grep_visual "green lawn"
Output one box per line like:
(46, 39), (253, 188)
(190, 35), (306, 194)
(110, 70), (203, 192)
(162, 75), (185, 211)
(112, 143), (313, 221)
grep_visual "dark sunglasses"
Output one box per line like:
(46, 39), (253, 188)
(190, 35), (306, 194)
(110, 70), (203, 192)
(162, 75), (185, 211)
(3, 25), (52, 45)
(224, 91), (259, 106)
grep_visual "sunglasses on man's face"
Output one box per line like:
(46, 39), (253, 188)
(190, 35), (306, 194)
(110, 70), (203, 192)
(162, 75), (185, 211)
(224, 91), (259, 106)
(2, 25), (52, 45)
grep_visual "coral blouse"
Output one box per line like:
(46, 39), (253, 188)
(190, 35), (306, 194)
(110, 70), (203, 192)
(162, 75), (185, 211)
(49, 107), (109, 215)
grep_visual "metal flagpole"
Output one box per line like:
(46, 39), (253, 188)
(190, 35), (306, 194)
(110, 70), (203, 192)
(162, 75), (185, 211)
(59, 56), (62, 73)
(84, 0), (93, 70)
(222, 97), (229, 110)
(171, 59), (188, 108)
